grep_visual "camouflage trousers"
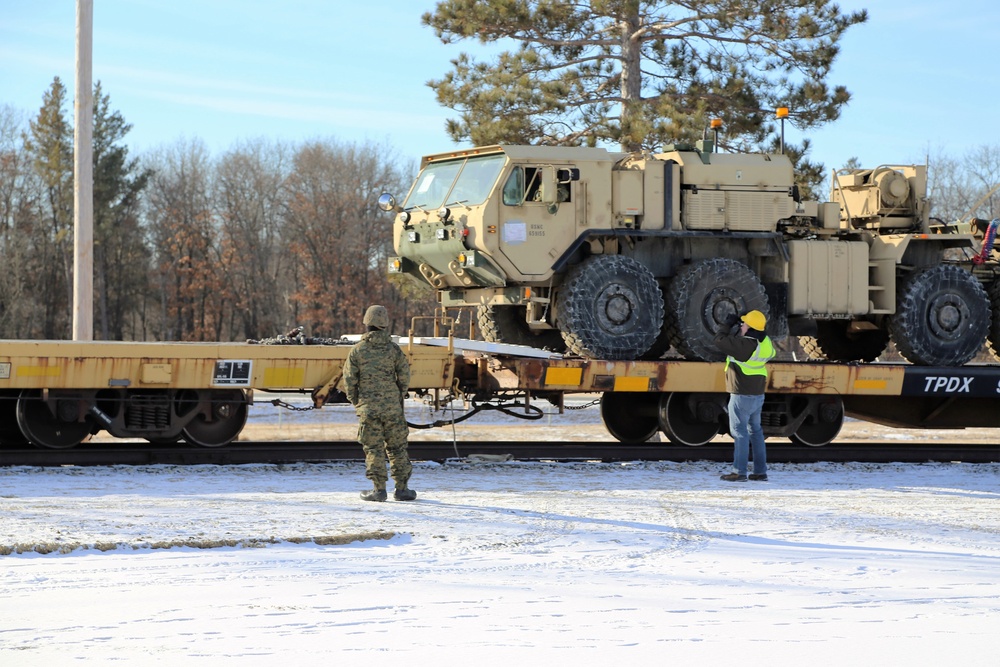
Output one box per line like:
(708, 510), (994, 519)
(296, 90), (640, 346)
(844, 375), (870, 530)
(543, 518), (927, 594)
(356, 408), (412, 490)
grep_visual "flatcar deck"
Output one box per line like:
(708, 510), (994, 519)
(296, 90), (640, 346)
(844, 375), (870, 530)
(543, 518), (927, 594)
(1, 337), (999, 450)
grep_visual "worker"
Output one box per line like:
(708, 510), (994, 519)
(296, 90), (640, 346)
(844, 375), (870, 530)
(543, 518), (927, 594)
(714, 309), (775, 482)
(343, 305), (416, 501)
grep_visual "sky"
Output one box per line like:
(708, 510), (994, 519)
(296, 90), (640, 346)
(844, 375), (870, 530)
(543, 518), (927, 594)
(2, 1), (1000, 179)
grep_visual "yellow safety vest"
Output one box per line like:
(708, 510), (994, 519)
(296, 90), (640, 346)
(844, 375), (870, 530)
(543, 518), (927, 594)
(725, 336), (775, 377)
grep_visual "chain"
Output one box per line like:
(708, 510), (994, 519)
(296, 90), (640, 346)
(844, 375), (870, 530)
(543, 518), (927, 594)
(563, 398), (601, 410)
(268, 398), (318, 412)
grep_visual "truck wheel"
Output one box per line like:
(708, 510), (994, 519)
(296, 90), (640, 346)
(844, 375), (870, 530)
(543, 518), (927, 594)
(641, 280), (673, 360)
(556, 255), (663, 360)
(889, 264), (989, 366)
(987, 279), (1000, 361)
(477, 304), (566, 352)
(666, 258), (769, 361)
(799, 320), (889, 362)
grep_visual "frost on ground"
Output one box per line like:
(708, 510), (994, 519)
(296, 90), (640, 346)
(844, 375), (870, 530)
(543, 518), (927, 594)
(1, 459), (999, 664)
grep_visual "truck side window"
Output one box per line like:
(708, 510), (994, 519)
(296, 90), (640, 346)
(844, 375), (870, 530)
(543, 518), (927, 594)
(502, 166), (571, 205)
(503, 167), (525, 206)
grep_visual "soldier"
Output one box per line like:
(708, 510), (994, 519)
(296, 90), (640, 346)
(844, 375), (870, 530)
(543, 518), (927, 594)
(343, 305), (416, 502)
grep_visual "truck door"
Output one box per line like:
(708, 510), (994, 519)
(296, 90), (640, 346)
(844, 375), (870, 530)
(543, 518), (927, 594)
(498, 165), (576, 279)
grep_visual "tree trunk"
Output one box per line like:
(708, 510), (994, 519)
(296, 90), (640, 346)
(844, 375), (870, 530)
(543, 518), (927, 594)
(618, 7), (643, 153)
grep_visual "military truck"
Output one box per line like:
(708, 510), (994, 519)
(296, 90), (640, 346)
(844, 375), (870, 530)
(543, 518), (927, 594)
(378, 141), (1000, 365)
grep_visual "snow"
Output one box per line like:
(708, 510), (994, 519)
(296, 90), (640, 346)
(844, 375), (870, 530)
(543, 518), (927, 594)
(2, 455), (999, 664)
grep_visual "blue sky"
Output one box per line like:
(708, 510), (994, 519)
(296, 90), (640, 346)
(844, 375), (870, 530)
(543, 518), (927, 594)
(2, 0), (999, 178)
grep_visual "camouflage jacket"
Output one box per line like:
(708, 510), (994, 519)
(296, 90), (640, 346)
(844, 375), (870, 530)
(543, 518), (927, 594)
(343, 330), (410, 414)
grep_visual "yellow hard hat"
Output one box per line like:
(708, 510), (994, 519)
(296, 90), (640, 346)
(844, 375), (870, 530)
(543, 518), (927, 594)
(741, 310), (767, 331)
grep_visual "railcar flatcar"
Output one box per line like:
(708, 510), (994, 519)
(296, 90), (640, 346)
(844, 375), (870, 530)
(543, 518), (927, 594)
(1, 335), (999, 450)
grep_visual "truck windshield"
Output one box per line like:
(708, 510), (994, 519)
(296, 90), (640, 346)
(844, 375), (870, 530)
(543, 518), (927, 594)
(404, 154), (505, 210)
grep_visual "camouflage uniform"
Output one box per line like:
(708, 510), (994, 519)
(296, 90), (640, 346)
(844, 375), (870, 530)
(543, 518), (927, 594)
(343, 328), (412, 491)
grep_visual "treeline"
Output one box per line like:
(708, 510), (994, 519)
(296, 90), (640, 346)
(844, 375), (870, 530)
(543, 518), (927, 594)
(3, 79), (1000, 343)
(0, 79), (434, 342)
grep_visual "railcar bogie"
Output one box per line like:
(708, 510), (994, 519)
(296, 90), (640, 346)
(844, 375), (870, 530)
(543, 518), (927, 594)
(4, 387), (252, 449)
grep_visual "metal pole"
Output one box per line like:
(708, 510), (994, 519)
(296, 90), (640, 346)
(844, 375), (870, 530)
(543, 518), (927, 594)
(73, 0), (94, 340)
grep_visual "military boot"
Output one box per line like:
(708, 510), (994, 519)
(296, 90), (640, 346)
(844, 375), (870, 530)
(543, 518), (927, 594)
(360, 486), (387, 502)
(394, 487), (417, 501)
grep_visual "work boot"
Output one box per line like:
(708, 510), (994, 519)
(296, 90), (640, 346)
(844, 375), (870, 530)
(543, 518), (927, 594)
(394, 487), (417, 501)
(360, 487), (387, 502)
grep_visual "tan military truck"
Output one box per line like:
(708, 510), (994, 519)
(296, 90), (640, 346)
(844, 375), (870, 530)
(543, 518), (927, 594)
(378, 141), (999, 365)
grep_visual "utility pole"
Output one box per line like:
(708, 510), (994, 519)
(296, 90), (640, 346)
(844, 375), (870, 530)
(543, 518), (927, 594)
(73, 0), (94, 340)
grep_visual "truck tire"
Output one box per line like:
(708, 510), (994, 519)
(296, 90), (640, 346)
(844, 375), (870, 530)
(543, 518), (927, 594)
(556, 255), (663, 360)
(666, 258), (769, 362)
(889, 264), (989, 366)
(987, 279), (1000, 362)
(477, 304), (566, 352)
(799, 320), (889, 362)
(640, 279), (673, 360)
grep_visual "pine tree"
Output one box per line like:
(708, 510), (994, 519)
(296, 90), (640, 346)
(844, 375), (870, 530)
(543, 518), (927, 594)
(424, 0), (866, 190)
(24, 77), (74, 338)
(91, 81), (153, 340)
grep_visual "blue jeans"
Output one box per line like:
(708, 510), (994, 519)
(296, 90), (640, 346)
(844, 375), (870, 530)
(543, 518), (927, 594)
(728, 393), (766, 476)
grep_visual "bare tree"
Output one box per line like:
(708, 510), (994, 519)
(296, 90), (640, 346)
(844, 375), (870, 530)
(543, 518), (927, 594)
(282, 140), (411, 336)
(143, 140), (228, 340)
(0, 105), (41, 337)
(215, 138), (292, 339)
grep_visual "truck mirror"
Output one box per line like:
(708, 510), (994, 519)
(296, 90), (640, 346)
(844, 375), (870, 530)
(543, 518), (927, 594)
(540, 166), (558, 204)
(377, 192), (397, 212)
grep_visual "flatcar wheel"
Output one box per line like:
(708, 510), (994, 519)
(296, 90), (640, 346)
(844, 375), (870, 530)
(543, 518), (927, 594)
(789, 399), (844, 447)
(181, 390), (248, 447)
(658, 392), (720, 446)
(0, 391), (29, 445)
(600, 392), (660, 444)
(15, 390), (92, 449)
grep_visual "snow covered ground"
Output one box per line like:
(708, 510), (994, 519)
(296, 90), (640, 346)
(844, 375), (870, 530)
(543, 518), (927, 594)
(2, 454), (999, 664)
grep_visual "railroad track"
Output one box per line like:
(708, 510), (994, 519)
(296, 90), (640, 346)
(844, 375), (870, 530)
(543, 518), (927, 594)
(1, 440), (997, 467)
